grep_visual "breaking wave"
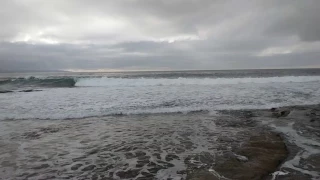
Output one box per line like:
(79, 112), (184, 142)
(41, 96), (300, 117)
(1, 76), (320, 90)
(0, 77), (76, 88)
(75, 76), (320, 87)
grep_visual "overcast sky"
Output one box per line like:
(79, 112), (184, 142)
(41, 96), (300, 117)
(0, 0), (320, 72)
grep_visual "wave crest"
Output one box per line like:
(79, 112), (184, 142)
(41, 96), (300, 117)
(0, 77), (76, 88)
(75, 76), (320, 87)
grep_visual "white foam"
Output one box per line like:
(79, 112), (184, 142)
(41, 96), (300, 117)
(271, 171), (289, 180)
(75, 76), (320, 87)
(270, 123), (320, 178)
(1, 76), (320, 120)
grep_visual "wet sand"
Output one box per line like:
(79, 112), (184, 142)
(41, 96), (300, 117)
(0, 104), (319, 179)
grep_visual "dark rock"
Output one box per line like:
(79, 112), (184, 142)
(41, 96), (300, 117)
(271, 108), (277, 112)
(213, 132), (288, 180)
(280, 110), (290, 117)
(272, 112), (282, 118)
(272, 109), (291, 118)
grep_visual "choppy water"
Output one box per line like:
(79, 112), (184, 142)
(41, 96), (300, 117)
(0, 113), (244, 179)
(1, 69), (320, 120)
(1, 69), (320, 179)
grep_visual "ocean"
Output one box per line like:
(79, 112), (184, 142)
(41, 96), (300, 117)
(1, 68), (320, 120)
(0, 69), (320, 179)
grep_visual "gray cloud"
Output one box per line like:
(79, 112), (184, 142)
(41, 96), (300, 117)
(0, 0), (319, 72)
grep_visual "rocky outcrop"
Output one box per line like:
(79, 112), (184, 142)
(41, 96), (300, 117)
(271, 108), (291, 118)
(186, 131), (288, 180)
(214, 132), (288, 180)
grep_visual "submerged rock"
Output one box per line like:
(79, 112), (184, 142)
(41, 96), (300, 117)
(213, 132), (288, 180)
(271, 108), (277, 112)
(280, 110), (291, 117)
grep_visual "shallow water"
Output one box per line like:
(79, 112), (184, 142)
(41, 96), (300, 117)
(0, 113), (243, 179)
(1, 69), (320, 179)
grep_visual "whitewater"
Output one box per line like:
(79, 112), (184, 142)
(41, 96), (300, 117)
(1, 70), (320, 179)
(1, 75), (320, 120)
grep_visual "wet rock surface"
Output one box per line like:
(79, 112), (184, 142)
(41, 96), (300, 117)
(213, 132), (288, 180)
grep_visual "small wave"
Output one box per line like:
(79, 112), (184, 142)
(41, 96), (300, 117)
(75, 76), (320, 87)
(0, 77), (76, 88)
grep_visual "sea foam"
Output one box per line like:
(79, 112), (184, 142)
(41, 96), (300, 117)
(75, 76), (320, 87)
(1, 76), (320, 120)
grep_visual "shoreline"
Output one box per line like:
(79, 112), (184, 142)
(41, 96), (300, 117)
(210, 103), (320, 180)
(0, 104), (319, 179)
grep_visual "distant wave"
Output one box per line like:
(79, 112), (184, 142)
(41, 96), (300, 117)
(0, 77), (76, 88)
(1, 75), (320, 89)
(1, 74), (320, 120)
(75, 76), (320, 87)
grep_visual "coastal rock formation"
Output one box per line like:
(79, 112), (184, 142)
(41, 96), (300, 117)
(271, 108), (291, 118)
(214, 132), (287, 180)
(186, 131), (288, 180)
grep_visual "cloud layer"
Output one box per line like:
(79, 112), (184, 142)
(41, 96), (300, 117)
(1, 0), (320, 72)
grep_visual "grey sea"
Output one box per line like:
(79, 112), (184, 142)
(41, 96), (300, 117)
(0, 69), (320, 179)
